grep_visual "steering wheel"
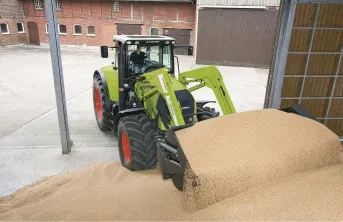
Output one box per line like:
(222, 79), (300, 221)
(145, 60), (160, 69)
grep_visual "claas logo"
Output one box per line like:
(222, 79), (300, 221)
(161, 77), (167, 90)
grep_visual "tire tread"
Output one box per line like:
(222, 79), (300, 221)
(118, 113), (157, 171)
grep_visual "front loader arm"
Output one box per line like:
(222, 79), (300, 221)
(136, 70), (186, 128)
(178, 65), (236, 115)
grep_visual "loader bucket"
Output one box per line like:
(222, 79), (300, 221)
(156, 123), (193, 191)
(156, 104), (317, 191)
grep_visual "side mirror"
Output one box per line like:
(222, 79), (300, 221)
(100, 46), (108, 58)
(187, 45), (193, 56)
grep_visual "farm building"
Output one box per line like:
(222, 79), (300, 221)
(194, 0), (281, 67)
(0, 0), (29, 45)
(1, 0), (196, 55)
(1, 0), (282, 62)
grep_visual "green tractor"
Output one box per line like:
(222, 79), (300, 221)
(92, 35), (314, 190)
(93, 35), (236, 189)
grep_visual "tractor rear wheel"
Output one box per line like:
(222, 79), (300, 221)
(93, 74), (111, 131)
(117, 113), (158, 171)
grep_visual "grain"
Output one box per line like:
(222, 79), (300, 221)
(175, 109), (343, 210)
(1, 162), (343, 220)
(1, 108), (342, 220)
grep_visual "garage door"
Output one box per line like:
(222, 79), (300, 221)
(196, 8), (278, 67)
(117, 24), (142, 35)
(162, 28), (191, 55)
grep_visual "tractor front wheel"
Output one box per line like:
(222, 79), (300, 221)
(117, 113), (158, 171)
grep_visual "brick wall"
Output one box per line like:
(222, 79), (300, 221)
(0, 0), (28, 45)
(23, 0), (195, 46)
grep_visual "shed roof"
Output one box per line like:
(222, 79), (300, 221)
(197, 0), (280, 7)
(116, 0), (193, 2)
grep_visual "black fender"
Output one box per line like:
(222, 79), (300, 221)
(114, 108), (147, 127)
(93, 69), (109, 96)
(93, 69), (111, 111)
(196, 100), (220, 121)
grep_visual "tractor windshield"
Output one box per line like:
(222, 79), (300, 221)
(127, 44), (173, 75)
(149, 45), (172, 70)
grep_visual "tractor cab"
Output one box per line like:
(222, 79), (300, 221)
(101, 35), (182, 78)
(99, 34), (193, 116)
(101, 35), (193, 78)
(126, 40), (174, 76)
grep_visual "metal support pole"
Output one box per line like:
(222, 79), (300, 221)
(268, 0), (297, 108)
(44, 0), (72, 154)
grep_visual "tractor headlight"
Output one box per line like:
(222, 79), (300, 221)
(127, 41), (132, 45)
(165, 41), (170, 44)
(172, 41), (176, 44)
(134, 41), (139, 45)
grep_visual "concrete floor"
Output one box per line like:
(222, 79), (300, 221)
(0, 45), (268, 196)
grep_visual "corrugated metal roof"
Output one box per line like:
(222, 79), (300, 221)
(118, 0), (192, 2)
(198, 0), (280, 7)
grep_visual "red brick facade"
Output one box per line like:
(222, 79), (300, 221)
(0, 0), (29, 45)
(22, 0), (196, 46)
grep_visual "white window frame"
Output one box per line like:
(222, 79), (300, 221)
(56, 0), (62, 10)
(17, 23), (25, 33)
(150, 27), (160, 36)
(45, 23), (48, 33)
(73, 24), (82, 35)
(113, 2), (119, 11)
(86, 25), (96, 36)
(58, 24), (67, 35)
(34, 0), (43, 9)
(0, 23), (10, 34)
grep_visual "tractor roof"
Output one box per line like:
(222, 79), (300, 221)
(113, 35), (176, 44)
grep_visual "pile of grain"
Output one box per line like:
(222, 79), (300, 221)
(175, 109), (343, 210)
(1, 162), (343, 220)
(1, 108), (343, 220)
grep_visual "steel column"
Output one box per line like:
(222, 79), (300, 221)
(268, 0), (297, 109)
(44, 0), (73, 154)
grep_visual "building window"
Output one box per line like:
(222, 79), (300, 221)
(17, 23), (25, 33)
(87, 25), (95, 36)
(56, 0), (62, 10)
(34, 0), (43, 9)
(73, 24), (82, 35)
(0, 23), (9, 34)
(113, 2), (119, 11)
(58, 24), (67, 34)
(45, 23), (48, 33)
(150, 27), (160, 36)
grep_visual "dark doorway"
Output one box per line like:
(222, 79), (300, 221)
(117, 24), (142, 35)
(162, 28), (191, 55)
(28, 22), (40, 46)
